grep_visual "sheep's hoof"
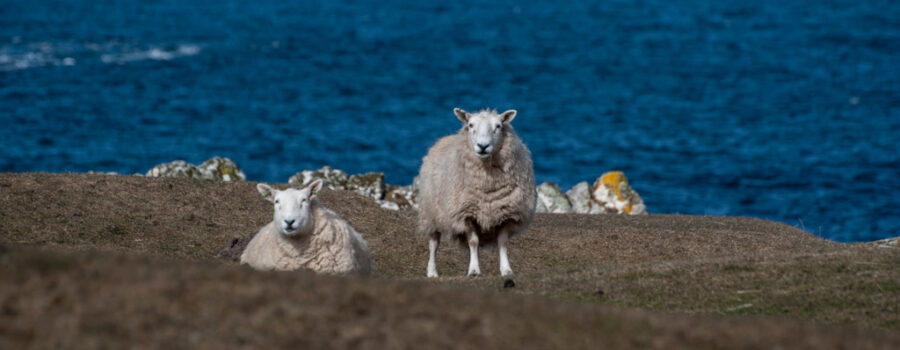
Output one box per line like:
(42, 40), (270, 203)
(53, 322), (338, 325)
(426, 271), (439, 278)
(467, 269), (482, 277)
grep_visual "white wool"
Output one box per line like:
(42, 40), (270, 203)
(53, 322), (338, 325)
(417, 108), (536, 277)
(240, 180), (372, 275)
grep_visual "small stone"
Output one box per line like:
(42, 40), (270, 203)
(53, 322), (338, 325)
(377, 199), (400, 211)
(536, 182), (573, 214)
(592, 171), (647, 215)
(503, 279), (516, 288)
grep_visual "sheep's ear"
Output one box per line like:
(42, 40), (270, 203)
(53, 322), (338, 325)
(307, 179), (324, 199)
(257, 183), (276, 203)
(500, 109), (517, 124)
(454, 108), (469, 123)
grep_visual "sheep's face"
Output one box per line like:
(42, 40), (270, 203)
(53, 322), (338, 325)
(455, 108), (517, 159)
(257, 180), (324, 237)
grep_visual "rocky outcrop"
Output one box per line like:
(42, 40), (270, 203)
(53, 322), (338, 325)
(145, 157), (246, 182)
(287, 166), (411, 210)
(141, 160), (644, 214)
(535, 172), (646, 215)
(287, 167), (646, 214)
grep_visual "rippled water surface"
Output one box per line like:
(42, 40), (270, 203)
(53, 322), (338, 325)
(2, 0), (899, 242)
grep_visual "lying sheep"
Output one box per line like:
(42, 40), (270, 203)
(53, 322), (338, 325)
(417, 108), (537, 277)
(240, 180), (372, 275)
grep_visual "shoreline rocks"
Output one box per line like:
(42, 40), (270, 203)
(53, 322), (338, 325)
(137, 160), (647, 214)
(145, 157), (246, 182)
(288, 166), (414, 210)
(289, 166), (646, 215)
(534, 171), (647, 215)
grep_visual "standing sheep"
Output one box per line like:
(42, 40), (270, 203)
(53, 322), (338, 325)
(417, 108), (536, 277)
(240, 180), (372, 275)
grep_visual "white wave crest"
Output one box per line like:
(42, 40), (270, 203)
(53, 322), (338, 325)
(0, 41), (202, 71)
(100, 44), (202, 64)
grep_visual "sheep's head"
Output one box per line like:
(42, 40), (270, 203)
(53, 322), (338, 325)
(455, 108), (517, 159)
(257, 180), (324, 237)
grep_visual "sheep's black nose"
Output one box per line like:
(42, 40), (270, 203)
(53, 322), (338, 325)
(477, 143), (489, 151)
(285, 219), (295, 227)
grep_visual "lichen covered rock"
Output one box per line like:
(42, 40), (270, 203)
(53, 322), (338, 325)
(146, 160), (206, 180)
(535, 182), (572, 214)
(565, 181), (604, 214)
(146, 157), (245, 182)
(198, 157), (246, 182)
(287, 166), (349, 190)
(592, 171), (647, 215)
(347, 172), (386, 200)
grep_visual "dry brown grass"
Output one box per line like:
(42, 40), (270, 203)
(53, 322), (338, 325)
(1, 173), (898, 349)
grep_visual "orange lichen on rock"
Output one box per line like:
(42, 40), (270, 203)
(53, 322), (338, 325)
(592, 171), (646, 215)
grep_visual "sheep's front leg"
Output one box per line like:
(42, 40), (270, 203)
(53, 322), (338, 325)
(498, 231), (513, 277)
(427, 232), (440, 278)
(467, 231), (482, 276)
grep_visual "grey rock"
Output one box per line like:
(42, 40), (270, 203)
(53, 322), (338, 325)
(536, 182), (572, 214)
(565, 181), (594, 214)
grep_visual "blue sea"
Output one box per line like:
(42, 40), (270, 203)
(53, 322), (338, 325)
(2, 0), (898, 242)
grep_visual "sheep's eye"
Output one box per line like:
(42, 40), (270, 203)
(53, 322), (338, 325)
(495, 124), (501, 129)
(275, 199), (280, 204)
(302, 198), (307, 203)
(468, 123), (473, 129)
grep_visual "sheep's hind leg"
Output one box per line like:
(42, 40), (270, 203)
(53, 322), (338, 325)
(427, 232), (440, 278)
(498, 231), (513, 277)
(466, 231), (482, 276)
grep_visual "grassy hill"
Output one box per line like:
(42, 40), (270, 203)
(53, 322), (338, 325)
(1, 173), (897, 349)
